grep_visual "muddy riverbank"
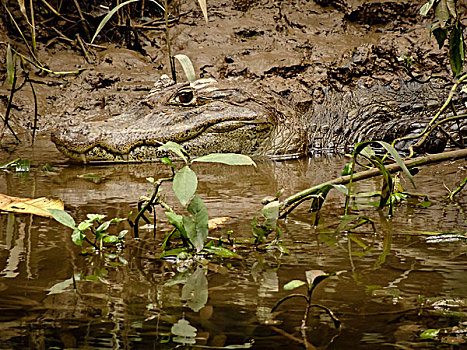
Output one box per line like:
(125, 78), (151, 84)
(0, 0), (466, 147)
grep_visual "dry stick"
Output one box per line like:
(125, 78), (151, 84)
(163, 0), (176, 81)
(28, 78), (38, 145)
(140, 0), (145, 18)
(40, 0), (61, 16)
(29, 0), (37, 58)
(72, 0), (91, 41)
(2, 70), (21, 142)
(76, 33), (91, 63)
(2, 2), (38, 62)
(279, 148), (467, 218)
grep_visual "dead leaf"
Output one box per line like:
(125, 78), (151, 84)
(208, 216), (231, 230)
(0, 193), (64, 217)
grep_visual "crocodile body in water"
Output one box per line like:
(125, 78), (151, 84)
(51, 75), (462, 163)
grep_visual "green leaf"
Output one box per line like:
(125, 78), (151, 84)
(118, 229), (128, 238)
(193, 153), (256, 167)
(181, 267), (208, 312)
(449, 24), (465, 77)
(432, 26), (448, 49)
(174, 54), (196, 82)
(77, 221), (93, 231)
(0, 158), (20, 169)
(283, 280), (306, 290)
(87, 214), (106, 222)
(48, 209), (76, 229)
(420, 328), (440, 339)
(331, 184), (349, 195)
(159, 247), (188, 258)
(445, 0), (457, 18)
(103, 235), (119, 243)
(165, 212), (187, 238)
(341, 162), (353, 176)
(6, 43), (15, 85)
(158, 141), (189, 163)
(184, 195), (209, 252)
(360, 146), (375, 159)
(71, 228), (84, 246)
(173, 166), (198, 207)
(354, 141), (415, 188)
(420, 0), (436, 16)
(261, 201), (279, 224)
(434, 0), (450, 28)
(160, 157), (174, 168)
(419, 199), (432, 207)
(96, 220), (111, 233)
(90, 0), (139, 44)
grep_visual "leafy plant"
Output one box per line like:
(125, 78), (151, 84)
(49, 209), (128, 250)
(131, 141), (255, 258)
(345, 141), (415, 216)
(420, 0), (465, 76)
(272, 270), (341, 330)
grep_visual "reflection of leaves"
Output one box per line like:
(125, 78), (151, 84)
(420, 329), (440, 339)
(171, 319), (197, 344)
(184, 195), (209, 252)
(78, 173), (107, 184)
(181, 267), (208, 312)
(171, 318), (197, 337)
(0, 194), (64, 217)
(47, 275), (79, 295)
(283, 280), (306, 291)
(252, 201), (279, 243)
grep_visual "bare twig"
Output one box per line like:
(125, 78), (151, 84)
(28, 78), (38, 144)
(72, 0), (91, 41)
(279, 148), (467, 218)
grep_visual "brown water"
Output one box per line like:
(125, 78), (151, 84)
(0, 137), (466, 349)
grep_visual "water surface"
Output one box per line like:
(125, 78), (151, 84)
(1, 137), (466, 349)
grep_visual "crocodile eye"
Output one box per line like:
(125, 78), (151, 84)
(171, 88), (196, 106)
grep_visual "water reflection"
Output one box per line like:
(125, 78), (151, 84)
(0, 139), (466, 348)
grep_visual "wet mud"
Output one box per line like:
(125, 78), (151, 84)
(0, 0), (466, 146)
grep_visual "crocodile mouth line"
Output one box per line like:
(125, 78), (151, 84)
(53, 117), (272, 163)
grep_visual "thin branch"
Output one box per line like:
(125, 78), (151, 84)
(279, 148), (467, 218)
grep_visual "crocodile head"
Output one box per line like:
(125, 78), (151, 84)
(52, 75), (307, 163)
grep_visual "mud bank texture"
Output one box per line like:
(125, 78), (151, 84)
(0, 0), (466, 142)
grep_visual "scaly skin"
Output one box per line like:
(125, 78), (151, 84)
(52, 76), (460, 163)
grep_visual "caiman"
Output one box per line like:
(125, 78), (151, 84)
(51, 75), (463, 163)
